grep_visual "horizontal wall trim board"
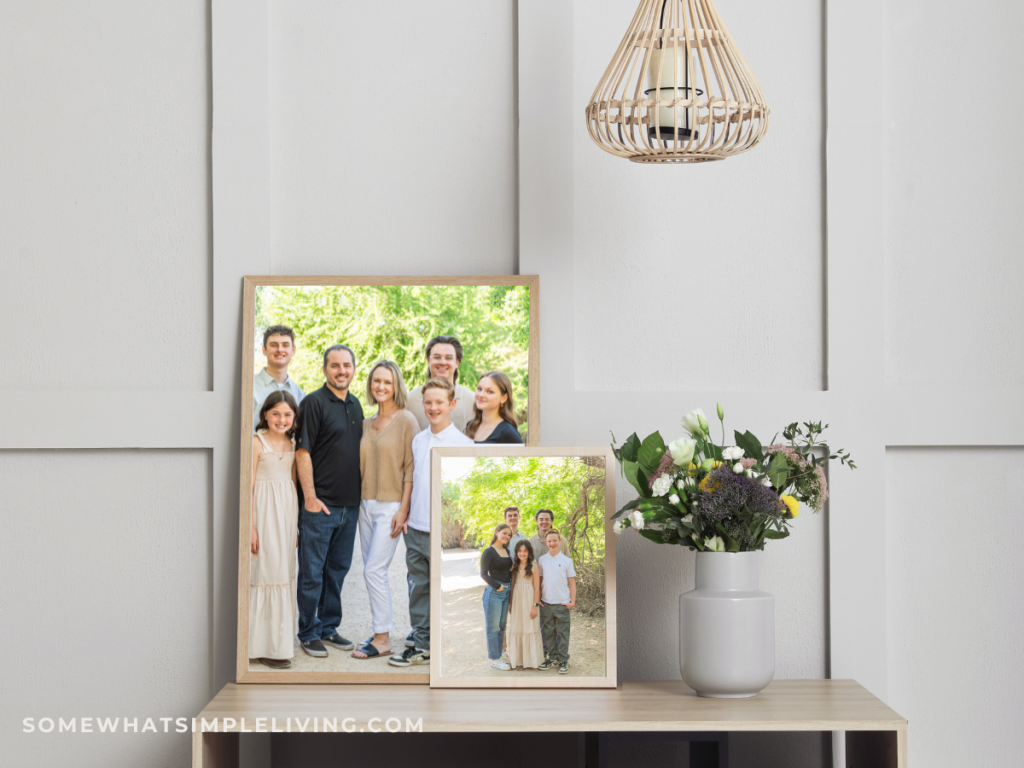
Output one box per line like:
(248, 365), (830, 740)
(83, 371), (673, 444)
(9, 387), (1021, 450)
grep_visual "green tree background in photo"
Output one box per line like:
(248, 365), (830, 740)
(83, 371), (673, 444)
(254, 284), (531, 435)
(442, 456), (607, 612)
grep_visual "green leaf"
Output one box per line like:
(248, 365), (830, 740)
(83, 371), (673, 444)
(714, 523), (740, 552)
(622, 460), (650, 498)
(763, 529), (790, 540)
(768, 451), (791, 490)
(635, 465), (650, 497)
(637, 529), (664, 545)
(637, 432), (667, 473)
(610, 498), (639, 520)
(619, 432), (641, 463)
(733, 430), (764, 463)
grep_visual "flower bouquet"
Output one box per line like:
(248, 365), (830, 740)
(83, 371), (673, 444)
(611, 404), (855, 551)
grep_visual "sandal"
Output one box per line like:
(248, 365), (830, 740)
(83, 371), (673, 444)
(352, 642), (387, 659)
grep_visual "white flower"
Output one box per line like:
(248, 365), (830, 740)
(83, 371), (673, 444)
(704, 535), (726, 552)
(681, 514), (693, 525)
(677, 478), (687, 488)
(744, 469), (754, 478)
(761, 477), (772, 487)
(722, 445), (745, 461)
(651, 474), (674, 497)
(613, 519), (626, 535)
(668, 436), (697, 466)
(668, 493), (680, 504)
(630, 510), (645, 530)
(682, 408), (708, 436)
(732, 462), (744, 474)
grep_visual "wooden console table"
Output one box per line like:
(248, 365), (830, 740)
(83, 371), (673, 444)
(192, 679), (907, 767)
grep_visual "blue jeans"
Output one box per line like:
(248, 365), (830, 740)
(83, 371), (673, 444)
(482, 582), (511, 660)
(297, 505), (358, 643)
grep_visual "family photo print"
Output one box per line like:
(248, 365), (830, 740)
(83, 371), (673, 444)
(430, 446), (617, 689)
(236, 275), (538, 683)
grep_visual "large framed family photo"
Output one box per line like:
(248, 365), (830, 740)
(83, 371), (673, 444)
(236, 276), (538, 683)
(430, 446), (617, 688)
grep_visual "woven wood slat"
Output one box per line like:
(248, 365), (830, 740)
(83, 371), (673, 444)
(586, 0), (769, 164)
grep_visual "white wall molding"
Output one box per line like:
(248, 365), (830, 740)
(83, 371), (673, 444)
(210, 0), (271, 693)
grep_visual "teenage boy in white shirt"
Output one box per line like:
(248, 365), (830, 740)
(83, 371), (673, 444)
(537, 529), (576, 674)
(390, 377), (473, 666)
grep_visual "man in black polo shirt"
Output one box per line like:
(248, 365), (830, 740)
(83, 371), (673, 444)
(295, 344), (363, 657)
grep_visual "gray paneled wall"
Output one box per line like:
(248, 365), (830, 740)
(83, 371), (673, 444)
(3, 0), (1023, 766)
(0, 450), (212, 768)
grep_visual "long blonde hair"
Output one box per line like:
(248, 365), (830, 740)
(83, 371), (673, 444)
(365, 359), (409, 411)
(465, 371), (518, 439)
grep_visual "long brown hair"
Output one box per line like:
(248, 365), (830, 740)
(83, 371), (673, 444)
(489, 523), (512, 548)
(256, 391), (299, 438)
(510, 540), (536, 583)
(465, 371), (518, 439)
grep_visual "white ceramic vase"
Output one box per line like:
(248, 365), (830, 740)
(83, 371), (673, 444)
(679, 551), (775, 698)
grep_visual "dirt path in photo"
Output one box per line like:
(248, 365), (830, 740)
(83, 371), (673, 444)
(248, 532), (418, 674)
(439, 548), (606, 679)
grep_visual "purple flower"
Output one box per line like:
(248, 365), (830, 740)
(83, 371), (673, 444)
(696, 465), (785, 523)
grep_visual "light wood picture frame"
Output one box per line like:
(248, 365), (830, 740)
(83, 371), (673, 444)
(237, 275), (539, 684)
(429, 445), (617, 689)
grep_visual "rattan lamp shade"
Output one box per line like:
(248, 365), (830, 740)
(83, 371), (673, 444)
(586, 0), (769, 164)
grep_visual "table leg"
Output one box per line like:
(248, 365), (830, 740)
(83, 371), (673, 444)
(191, 730), (239, 768)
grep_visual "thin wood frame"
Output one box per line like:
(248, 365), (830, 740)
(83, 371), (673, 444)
(429, 445), (618, 689)
(236, 275), (540, 684)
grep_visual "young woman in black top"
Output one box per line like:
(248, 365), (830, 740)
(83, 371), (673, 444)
(480, 523), (514, 669)
(465, 371), (523, 444)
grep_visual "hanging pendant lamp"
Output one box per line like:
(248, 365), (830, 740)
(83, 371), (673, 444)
(586, 0), (769, 164)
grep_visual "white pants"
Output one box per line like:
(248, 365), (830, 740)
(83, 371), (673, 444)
(359, 499), (402, 633)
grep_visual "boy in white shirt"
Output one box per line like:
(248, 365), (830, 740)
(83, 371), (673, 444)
(389, 378), (473, 667)
(537, 529), (576, 674)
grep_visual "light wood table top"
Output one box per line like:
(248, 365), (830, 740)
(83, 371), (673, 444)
(197, 679), (906, 733)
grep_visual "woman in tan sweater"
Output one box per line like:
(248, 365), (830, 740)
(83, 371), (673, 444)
(353, 360), (419, 659)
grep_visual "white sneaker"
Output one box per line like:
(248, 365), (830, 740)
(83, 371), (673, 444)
(490, 659), (511, 671)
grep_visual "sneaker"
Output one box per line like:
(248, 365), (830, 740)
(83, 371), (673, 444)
(389, 647), (429, 667)
(322, 633), (354, 651)
(558, 661), (569, 674)
(538, 659), (553, 670)
(405, 632), (416, 648)
(490, 659), (511, 671)
(301, 639), (328, 657)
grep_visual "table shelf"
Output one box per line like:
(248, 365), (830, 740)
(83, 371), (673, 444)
(192, 679), (907, 767)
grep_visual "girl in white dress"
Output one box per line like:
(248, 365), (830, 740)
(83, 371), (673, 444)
(506, 540), (544, 669)
(249, 391), (300, 668)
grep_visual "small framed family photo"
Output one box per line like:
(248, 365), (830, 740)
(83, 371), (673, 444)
(237, 275), (538, 683)
(429, 446), (617, 688)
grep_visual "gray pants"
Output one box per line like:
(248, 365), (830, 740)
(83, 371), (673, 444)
(540, 603), (570, 663)
(405, 527), (431, 650)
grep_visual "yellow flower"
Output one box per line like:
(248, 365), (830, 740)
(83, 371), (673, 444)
(699, 475), (722, 493)
(781, 494), (799, 519)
